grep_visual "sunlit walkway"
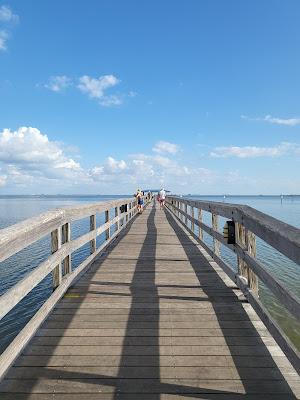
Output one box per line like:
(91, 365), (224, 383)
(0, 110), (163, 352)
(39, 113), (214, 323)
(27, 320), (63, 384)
(0, 204), (299, 399)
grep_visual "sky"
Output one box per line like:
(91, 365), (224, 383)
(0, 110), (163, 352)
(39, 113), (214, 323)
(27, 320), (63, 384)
(0, 0), (300, 195)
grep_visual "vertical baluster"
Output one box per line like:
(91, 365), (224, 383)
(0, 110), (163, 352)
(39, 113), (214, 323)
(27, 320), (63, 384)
(236, 223), (258, 294)
(115, 206), (119, 231)
(184, 203), (188, 225)
(90, 215), (96, 254)
(246, 230), (258, 294)
(191, 206), (195, 232)
(51, 228), (62, 289)
(198, 208), (203, 240)
(105, 209), (110, 240)
(212, 213), (220, 256)
(62, 222), (71, 275)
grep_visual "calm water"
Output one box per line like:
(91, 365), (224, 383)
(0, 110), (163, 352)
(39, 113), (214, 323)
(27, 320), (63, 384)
(0, 195), (299, 353)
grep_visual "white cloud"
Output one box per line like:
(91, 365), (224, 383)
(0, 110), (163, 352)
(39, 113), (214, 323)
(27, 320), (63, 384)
(0, 5), (18, 23)
(44, 76), (72, 92)
(0, 30), (8, 51)
(42, 74), (134, 107)
(153, 141), (180, 154)
(99, 95), (122, 107)
(0, 6), (18, 51)
(263, 115), (300, 126)
(4, 127), (292, 194)
(78, 75), (121, 106)
(0, 127), (85, 187)
(241, 114), (300, 127)
(210, 142), (300, 158)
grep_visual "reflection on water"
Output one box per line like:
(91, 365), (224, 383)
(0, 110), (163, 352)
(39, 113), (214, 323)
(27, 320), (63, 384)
(0, 195), (299, 353)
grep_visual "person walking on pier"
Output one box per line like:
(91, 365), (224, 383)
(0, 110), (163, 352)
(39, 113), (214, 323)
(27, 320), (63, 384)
(159, 188), (166, 209)
(135, 189), (143, 213)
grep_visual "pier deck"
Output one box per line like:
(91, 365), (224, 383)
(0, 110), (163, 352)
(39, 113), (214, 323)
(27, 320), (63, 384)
(0, 204), (299, 399)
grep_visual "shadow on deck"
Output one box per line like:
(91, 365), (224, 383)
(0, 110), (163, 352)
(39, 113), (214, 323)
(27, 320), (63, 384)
(0, 203), (299, 399)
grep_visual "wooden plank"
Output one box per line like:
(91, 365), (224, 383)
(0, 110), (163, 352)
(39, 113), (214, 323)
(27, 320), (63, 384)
(62, 222), (71, 275)
(168, 196), (300, 266)
(1, 204), (299, 399)
(89, 215), (96, 254)
(0, 225), (131, 381)
(51, 228), (62, 289)
(212, 213), (220, 256)
(0, 197), (135, 262)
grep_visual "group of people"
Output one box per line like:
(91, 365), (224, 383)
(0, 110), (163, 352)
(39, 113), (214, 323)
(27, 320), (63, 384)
(134, 188), (166, 213)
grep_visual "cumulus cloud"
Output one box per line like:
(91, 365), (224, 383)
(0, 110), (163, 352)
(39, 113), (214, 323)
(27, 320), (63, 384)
(153, 141), (180, 154)
(0, 127), (254, 193)
(42, 74), (135, 107)
(210, 142), (300, 158)
(241, 114), (300, 127)
(0, 30), (8, 51)
(0, 6), (18, 51)
(44, 75), (72, 92)
(78, 75), (122, 106)
(0, 127), (86, 187)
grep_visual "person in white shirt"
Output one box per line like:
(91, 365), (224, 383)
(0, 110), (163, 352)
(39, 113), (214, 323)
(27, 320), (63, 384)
(159, 188), (166, 209)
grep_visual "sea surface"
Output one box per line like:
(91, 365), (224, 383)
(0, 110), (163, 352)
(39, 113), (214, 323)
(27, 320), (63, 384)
(0, 194), (299, 354)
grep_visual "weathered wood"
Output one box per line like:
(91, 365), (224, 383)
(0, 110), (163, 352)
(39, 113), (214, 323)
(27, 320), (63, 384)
(212, 213), (220, 256)
(168, 196), (300, 266)
(246, 230), (258, 294)
(0, 198), (135, 263)
(0, 227), (123, 382)
(167, 201), (300, 319)
(235, 224), (258, 294)
(191, 206), (195, 232)
(115, 207), (119, 231)
(165, 203), (300, 375)
(105, 210), (110, 240)
(198, 207), (203, 240)
(51, 228), (62, 289)
(62, 222), (71, 275)
(90, 215), (96, 254)
(0, 205), (299, 398)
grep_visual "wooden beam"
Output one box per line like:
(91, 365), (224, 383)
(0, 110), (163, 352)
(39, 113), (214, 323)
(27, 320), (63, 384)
(51, 228), (62, 290)
(212, 213), (220, 257)
(90, 215), (96, 254)
(61, 222), (71, 276)
(198, 208), (203, 240)
(105, 210), (110, 240)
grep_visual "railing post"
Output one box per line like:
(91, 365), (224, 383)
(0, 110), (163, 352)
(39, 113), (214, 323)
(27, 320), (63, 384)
(212, 213), (220, 256)
(90, 215), (96, 254)
(198, 208), (203, 240)
(191, 206), (195, 232)
(115, 206), (119, 230)
(51, 228), (62, 289)
(105, 209), (110, 240)
(236, 223), (258, 295)
(62, 222), (71, 275)
(246, 230), (259, 295)
(184, 203), (188, 225)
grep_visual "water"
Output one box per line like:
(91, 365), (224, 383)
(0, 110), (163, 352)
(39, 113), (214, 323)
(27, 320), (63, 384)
(0, 195), (299, 353)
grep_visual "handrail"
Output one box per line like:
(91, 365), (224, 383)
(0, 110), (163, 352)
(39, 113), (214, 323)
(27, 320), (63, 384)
(0, 195), (151, 380)
(166, 196), (300, 374)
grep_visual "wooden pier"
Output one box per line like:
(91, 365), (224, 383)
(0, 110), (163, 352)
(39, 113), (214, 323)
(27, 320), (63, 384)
(0, 197), (300, 398)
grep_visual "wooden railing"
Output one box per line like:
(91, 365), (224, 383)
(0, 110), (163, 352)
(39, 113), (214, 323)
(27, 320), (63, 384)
(0, 196), (150, 379)
(166, 196), (300, 374)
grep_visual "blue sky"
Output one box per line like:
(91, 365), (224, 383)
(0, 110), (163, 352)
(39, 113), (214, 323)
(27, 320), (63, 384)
(0, 0), (300, 194)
